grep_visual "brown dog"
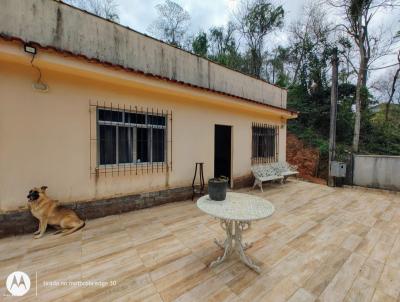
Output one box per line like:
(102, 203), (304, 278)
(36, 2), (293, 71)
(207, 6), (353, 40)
(27, 186), (85, 239)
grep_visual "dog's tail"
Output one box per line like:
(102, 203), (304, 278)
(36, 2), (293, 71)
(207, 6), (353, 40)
(61, 220), (85, 236)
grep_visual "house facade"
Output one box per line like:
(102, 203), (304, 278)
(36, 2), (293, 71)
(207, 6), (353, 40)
(0, 0), (296, 220)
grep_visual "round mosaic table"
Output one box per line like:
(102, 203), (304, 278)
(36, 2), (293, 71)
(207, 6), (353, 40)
(197, 192), (275, 273)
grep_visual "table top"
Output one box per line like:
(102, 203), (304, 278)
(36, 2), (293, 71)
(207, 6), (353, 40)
(197, 192), (275, 221)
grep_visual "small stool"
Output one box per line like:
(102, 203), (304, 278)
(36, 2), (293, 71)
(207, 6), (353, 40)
(192, 162), (205, 200)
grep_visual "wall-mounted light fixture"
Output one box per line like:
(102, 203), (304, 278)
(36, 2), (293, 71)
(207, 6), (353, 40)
(24, 44), (48, 92)
(24, 44), (37, 55)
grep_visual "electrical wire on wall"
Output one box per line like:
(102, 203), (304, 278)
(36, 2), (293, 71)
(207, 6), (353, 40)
(25, 44), (48, 92)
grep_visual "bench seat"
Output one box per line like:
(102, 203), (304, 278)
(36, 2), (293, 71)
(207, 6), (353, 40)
(251, 162), (299, 192)
(258, 175), (284, 182)
(271, 162), (299, 182)
(251, 165), (284, 192)
(281, 171), (299, 177)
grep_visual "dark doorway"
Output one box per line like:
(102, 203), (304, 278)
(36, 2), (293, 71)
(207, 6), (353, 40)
(214, 125), (232, 184)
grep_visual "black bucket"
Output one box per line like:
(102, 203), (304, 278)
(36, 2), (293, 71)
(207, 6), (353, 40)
(208, 177), (228, 201)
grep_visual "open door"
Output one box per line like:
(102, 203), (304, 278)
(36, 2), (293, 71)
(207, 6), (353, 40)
(214, 125), (232, 184)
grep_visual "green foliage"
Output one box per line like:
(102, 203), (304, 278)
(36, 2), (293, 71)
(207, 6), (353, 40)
(361, 120), (400, 155)
(287, 81), (332, 138)
(264, 46), (290, 85)
(238, 0), (284, 77)
(242, 1), (284, 35)
(209, 52), (245, 70)
(288, 121), (329, 157)
(360, 104), (400, 155)
(336, 86), (354, 145)
(192, 23), (245, 71)
(192, 32), (208, 57)
(288, 81), (355, 161)
(185, 0), (400, 164)
(275, 73), (290, 87)
(288, 79), (400, 164)
(372, 104), (400, 126)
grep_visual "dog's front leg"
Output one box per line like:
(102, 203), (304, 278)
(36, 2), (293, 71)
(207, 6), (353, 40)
(34, 217), (48, 239)
(33, 221), (41, 235)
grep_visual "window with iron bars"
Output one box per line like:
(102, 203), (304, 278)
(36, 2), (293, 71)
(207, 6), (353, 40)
(251, 123), (279, 164)
(97, 109), (167, 166)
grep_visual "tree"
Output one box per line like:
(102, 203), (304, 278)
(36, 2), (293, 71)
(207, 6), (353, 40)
(371, 51), (400, 120)
(236, 0), (284, 78)
(327, 0), (399, 152)
(66, 0), (119, 21)
(192, 32), (208, 57)
(288, 3), (333, 88)
(264, 46), (290, 85)
(386, 51), (400, 120)
(208, 23), (237, 57)
(337, 37), (354, 84)
(148, 0), (190, 47)
(207, 23), (244, 70)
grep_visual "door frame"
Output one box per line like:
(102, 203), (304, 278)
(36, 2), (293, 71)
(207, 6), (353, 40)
(214, 124), (233, 189)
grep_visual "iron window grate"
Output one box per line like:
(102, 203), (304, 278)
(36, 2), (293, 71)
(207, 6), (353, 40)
(89, 101), (173, 176)
(251, 122), (279, 165)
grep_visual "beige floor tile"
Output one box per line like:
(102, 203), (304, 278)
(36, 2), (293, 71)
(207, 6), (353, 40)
(376, 264), (400, 299)
(371, 289), (397, 302)
(0, 180), (399, 301)
(318, 253), (366, 302)
(288, 288), (316, 302)
(341, 234), (363, 252)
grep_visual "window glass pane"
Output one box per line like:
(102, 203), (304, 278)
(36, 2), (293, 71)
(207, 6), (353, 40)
(152, 128), (165, 162)
(118, 127), (134, 163)
(98, 109), (169, 166)
(148, 115), (166, 126)
(99, 125), (116, 165)
(257, 135), (266, 157)
(267, 128), (275, 157)
(125, 112), (146, 124)
(137, 128), (148, 163)
(252, 126), (275, 159)
(99, 109), (123, 122)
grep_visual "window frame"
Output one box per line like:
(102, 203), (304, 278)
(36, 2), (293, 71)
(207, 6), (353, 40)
(96, 108), (167, 167)
(251, 123), (279, 164)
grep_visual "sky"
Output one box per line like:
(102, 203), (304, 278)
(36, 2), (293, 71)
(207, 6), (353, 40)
(63, 0), (397, 86)
(115, 0), (398, 75)
(117, 0), (304, 44)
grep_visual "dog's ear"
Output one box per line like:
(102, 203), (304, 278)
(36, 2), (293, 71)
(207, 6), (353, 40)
(40, 186), (48, 193)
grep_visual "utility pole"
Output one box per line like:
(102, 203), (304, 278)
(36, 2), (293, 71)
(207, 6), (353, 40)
(328, 48), (339, 187)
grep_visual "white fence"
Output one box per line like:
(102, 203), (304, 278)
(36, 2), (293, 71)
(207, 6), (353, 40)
(353, 155), (400, 191)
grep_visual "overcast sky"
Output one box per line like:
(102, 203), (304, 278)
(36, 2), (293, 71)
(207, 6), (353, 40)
(117, 0), (304, 44)
(115, 0), (398, 68)
(73, 0), (397, 84)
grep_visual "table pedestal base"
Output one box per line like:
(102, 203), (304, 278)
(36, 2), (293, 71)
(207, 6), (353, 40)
(210, 220), (261, 273)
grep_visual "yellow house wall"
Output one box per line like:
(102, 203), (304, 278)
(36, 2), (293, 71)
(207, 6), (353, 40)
(1, 0), (288, 108)
(0, 41), (288, 211)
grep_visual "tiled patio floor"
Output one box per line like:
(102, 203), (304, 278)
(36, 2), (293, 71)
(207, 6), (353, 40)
(1, 180), (400, 301)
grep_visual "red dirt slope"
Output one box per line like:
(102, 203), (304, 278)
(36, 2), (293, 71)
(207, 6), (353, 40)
(286, 133), (326, 185)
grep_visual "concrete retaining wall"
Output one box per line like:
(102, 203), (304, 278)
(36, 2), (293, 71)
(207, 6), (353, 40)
(353, 155), (400, 191)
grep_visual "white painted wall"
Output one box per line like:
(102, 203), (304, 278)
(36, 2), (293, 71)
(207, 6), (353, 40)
(353, 155), (400, 191)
